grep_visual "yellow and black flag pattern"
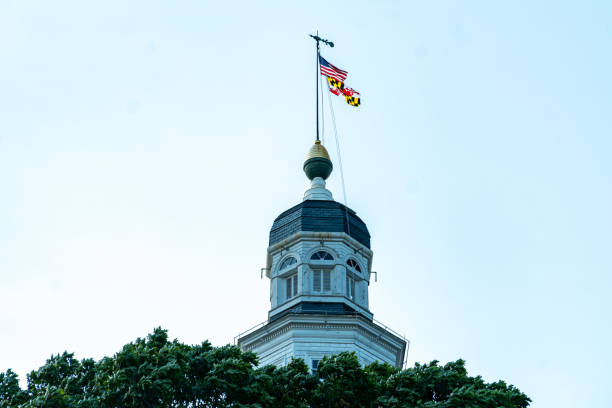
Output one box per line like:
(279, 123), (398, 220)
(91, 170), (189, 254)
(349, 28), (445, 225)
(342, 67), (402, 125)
(345, 95), (360, 107)
(328, 76), (345, 91)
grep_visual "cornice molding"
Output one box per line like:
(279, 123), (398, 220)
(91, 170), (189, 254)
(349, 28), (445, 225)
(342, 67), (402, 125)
(238, 315), (406, 366)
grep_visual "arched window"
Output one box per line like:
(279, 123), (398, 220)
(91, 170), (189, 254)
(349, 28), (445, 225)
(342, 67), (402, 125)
(310, 251), (334, 261)
(279, 257), (297, 270)
(346, 258), (362, 273)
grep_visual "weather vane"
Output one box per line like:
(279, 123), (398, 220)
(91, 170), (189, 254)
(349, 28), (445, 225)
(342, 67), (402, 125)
(309, 33), (334, 48)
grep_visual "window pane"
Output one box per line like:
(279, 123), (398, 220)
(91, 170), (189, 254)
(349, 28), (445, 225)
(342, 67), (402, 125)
(280, 257), (297, 270)
(323, 270), (331, 291)
(286, 278), (292, 300)
(313, 270), (321, 292)
(311, 251), (334, 261)
(346, 276), (355, 300)
(347, 258), (362, 273)
(293, 275), (298, 296)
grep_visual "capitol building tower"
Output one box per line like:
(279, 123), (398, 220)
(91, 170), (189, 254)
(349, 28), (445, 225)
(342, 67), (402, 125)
(237, 141), (408, 370)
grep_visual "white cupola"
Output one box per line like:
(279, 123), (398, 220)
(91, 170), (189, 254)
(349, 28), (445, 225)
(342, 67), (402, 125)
(237, 141), (408, 370)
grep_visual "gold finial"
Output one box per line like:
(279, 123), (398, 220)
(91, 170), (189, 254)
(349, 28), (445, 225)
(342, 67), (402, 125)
(306, 140), (331, 161)
(304, 141), (333, 180)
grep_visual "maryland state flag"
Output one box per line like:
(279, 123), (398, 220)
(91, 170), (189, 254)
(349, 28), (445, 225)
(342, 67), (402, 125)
(345, 95), (361, 107)
(327, 77), (361, 107)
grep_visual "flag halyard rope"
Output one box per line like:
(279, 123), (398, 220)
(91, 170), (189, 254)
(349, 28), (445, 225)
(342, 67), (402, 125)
(320, 66), (326, 145)
(326, 80), (351, 236)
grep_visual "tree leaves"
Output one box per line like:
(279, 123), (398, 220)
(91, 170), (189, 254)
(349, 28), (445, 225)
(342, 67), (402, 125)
(0, 329), (531, 408)
(0, 369), (27, 407)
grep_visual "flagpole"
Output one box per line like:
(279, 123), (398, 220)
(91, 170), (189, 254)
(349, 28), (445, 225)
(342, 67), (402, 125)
(309, 33), (334, 143)
(316, 35), (320, 141)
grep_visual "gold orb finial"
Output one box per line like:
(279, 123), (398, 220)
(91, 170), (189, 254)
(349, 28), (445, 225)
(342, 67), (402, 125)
(305, 140), (331, 161)
(304, 140), (333, 180)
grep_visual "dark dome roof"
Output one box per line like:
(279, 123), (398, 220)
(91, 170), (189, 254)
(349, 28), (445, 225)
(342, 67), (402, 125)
(269, 200), (371, 249)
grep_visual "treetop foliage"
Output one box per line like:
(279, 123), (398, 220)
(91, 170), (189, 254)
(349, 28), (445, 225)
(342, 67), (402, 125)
(0, 327), (530, 407)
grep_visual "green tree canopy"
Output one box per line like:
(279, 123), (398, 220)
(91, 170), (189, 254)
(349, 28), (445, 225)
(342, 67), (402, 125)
(0, 328), (530, 408)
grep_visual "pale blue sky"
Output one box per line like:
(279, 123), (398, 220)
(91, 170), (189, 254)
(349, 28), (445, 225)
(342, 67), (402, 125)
(1, 1), (611, 407)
